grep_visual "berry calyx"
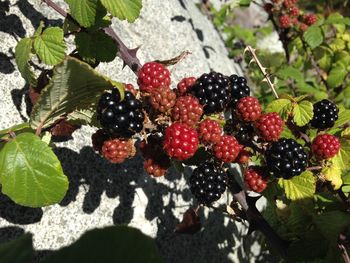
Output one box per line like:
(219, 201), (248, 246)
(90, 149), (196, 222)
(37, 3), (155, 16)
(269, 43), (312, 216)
(236, 96), (262, 122)
(312, 134), (340, 159)
(189, 162), (228, 205)
(310, 99), (339, 130)
(244, 166), (268, 193)
(137, 62), (171, 93)
(191, 72), (231, 114)
(213, 135), (243, 163)
(102, 138), (135, 164)
(177, 77), (196, 95)
(149, 86), (177, 113)
(197, 118), (222, 145)
(163, 123), (199, 161)
(279, 15), (291, 28)
(265, 138), (308, 179)
(255, 112), (284, 141)
(229, 74), (250, 106)
(171, 95), (203, 128)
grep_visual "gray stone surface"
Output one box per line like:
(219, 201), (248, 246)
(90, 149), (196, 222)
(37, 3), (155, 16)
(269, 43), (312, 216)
(0, 0), (266, 262)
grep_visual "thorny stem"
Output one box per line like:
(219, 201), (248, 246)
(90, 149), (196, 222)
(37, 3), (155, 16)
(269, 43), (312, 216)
(245, 46), (279, 99)
(339, 243), (350, 263)
(227, 175), (289, 258)
(306, 166), (323, 171)
(41, 0), (142, 74)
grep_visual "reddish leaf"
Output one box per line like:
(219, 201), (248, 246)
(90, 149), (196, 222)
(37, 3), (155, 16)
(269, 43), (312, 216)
(175, 208), (201, 234)
(50, 120), (80, 137)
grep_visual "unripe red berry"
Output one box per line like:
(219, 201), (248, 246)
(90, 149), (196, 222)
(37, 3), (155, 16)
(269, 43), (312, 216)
(197, 118), (222, 145)
(137, 62), (171, 93)
(236, 96), (262, 122)
(213, 135), (243, 163)
(102, 138), (135, 164)
(172, 95), (203, 128)
(244, 166), (268, 193)
(255, 112), (284, 141)
(312, 134), (340, 159)
(279, 15), (291, 28)
(177, 77), (196, 95)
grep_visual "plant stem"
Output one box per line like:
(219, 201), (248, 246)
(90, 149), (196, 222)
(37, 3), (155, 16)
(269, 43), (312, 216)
(268, 14), (290, 63)
(245, 46), (279, 99)
(306, 166), (323, 171)
(227, 173), (289, 258)
(42, 0), (142, 74)
(339, 243), (350, 263)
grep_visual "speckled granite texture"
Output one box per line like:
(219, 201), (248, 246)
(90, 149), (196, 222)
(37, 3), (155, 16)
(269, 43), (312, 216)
(0, 0), (268, 262)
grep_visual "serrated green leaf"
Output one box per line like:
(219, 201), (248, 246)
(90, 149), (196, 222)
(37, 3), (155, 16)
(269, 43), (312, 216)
(313, 211), (350, 244)
(293, 100), (313, 127)
(322, 163), (342, 190)
(276, 66), (304, 83)
(330, 39), (346, 51)
(304, 26), (323, 49)
(42, 226), (163, 263)
(0, 123), (32, 137)
(65, 0), (107, 28)
(331, 138), (350, 170)
(75, 31), (117, 62)
(341, 170), (350, 184)
(342, 185), (350, 193)
(325, 14), (350, 25)
(66, 108), (98, 126)
(278, 171), (316, 201)
(0, 133), (68, 207)
(30, 57), (120, 129)
(265, 99), (292, 120)
(34, 27), (66, 65)
(313, 46), (333, 71)
(15, 38), (37, 86)
(100, 0), (142, 23)
(327, 65), (347, 89)
(333, 107), (350, 128)
(0, 234), (33, 263)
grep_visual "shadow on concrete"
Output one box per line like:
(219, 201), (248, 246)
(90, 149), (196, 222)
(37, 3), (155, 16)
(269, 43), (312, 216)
(0, 194), (43, 224)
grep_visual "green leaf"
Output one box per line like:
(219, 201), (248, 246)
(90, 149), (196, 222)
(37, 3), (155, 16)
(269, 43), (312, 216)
(100, 0), (142, 23)
(322, 163), (342, 190)
(42, 226), (163, 263)
(278, 171), (316, 201)
(30, 57), (119, 129)
(325, 14), (350, 25)
(276, 66), (304, 83)
(292, 100), (313, 127)
(329, 39), (346, 51)
(0, 123), (32, 137)
(342, 170), (350, 184)
(304, 26), (323, 49)
(0, 234), (33, 263)
(34, 27), (66, 65)
(66, 108), (98, 126)
(327, 65), (347, 89)
(313, 46), (333, 71)
(331, 138), (350, 171)
(0, 133), (68, 207)
(265, 99), (292, 120)
(313, 211), (350, 244)
(239, 0), (253, 6)
(15, 38), (37, 86)
(65, 0), (107, 28)
(75, 31), (117, 62)
(334, 107), (350, 128)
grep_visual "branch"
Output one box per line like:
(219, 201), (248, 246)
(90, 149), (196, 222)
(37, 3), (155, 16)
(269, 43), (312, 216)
(42, 0), (142, 74)
(227, 172), (289, 258)
(268, 14), (290, 63)
(245, 46), (279, 99)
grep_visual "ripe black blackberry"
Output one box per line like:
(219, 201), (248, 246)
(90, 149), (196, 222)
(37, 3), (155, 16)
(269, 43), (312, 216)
(189, 162), (228, 205)
(97, 90), (144, 138)
(191, 72), (231, 114)
(265, 138), (308, 179)
(229, 74), (250, 107)
(310, 99), (339, 129)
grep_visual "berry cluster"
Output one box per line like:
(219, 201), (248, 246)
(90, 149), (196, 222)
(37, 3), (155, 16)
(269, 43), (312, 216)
(265, 0), (317, 32)
(91, 59), (341, 206)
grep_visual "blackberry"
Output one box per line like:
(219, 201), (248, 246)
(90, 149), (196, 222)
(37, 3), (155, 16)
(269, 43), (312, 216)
(310, 99), (339, 130)
(97, 90), (144, 138)
(265, 138), (308, 179)
(191, 72), (231, 114)
(229, 74), (250, 107)
(189, 162), (228, 205)
(224, 119), (255, 146)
